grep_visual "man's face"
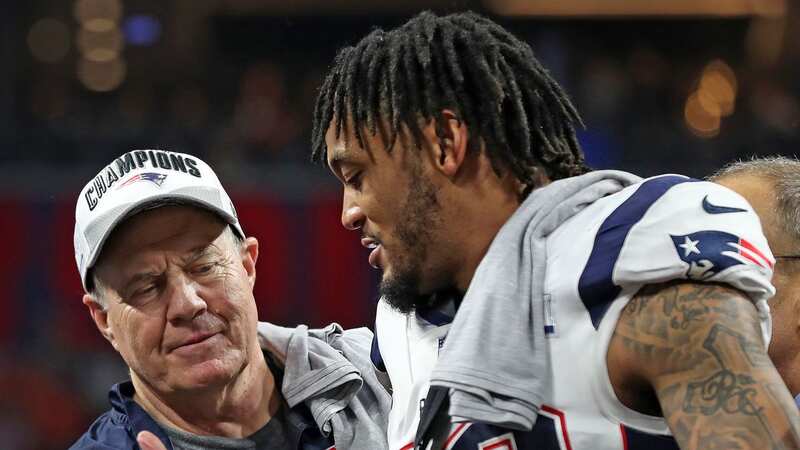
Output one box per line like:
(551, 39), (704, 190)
(325, 122), (450, 313)
(87, 206), (260, 393)
(716, 175), (800, 393)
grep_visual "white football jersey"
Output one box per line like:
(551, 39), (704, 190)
(373, 175), (775, 450)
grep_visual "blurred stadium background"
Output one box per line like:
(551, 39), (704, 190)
(2, 0), (798, 448)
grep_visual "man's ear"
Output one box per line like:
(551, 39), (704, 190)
(83, 294), (117, 350)
(425, 109), (469, 178)
(241, 237), (259, 287)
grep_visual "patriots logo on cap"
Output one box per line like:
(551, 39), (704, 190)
(671, 230), (774, 280)
(117, 172), (167, 189)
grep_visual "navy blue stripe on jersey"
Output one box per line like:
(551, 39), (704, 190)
(578, 175), (698, 329)
(417, 307), (454, 326)
(621, 426), (679, 450)
(370, 332), (386, 372)
(448, 419), (563, 450)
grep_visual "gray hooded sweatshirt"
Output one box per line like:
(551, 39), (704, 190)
(257, 322), (391, 450)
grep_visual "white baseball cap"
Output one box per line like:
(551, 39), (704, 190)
(74, 149), (244, 291)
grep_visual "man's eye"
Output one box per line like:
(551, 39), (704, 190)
(130, 284), (158, 305)
(135, 284), (156, 295)
(192, 263), (216, 275)
(344, 172), (362, 189)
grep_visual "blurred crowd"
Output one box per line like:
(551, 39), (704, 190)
(4, 11), (799, 179)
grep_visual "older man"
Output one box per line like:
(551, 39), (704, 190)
(71, 149), (389, 450)
(712, 156), (800, 409)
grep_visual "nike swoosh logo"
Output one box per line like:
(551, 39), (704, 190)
(702, 195), (747, 214)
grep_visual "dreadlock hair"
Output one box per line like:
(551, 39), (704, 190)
(311, 10), (590, 189)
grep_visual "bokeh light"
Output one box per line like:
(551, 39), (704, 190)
(77, 27), (123, 62)
(74, 0), (125, 92)
(685, 59), (738, 138)
(77, 58), (127, 92)
(698, 59), (737, 116)
(27, 18), (71, 64)
(123, 15), (161, 46)
(74, 0), (122, 25)
(685, 91), (721, 138)
(82, 17), (117, 33)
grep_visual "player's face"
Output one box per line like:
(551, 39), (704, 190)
(717, 175), (800, 393)
(325, 121), (450, 313)
(769, 248), (800, 395)
(90, 206), (260, 393)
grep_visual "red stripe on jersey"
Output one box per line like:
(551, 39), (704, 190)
(483, 436), (516, 449)
(738, 248), (766, 269)
(541, 405), (573, 450)
(445, 423), (469, 448)
(740, 238), (774, 268)
(620, 424), (629, 450)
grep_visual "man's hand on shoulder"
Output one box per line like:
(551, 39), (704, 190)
(136, 431), (167, 450)
(610, 281), (800, 449)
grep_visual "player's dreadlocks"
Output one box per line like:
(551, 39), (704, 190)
(311, 10), (589, 187)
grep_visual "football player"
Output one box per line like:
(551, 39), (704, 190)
(311, 11), (800, 450)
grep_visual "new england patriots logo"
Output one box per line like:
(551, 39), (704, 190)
(117, 172), (167, 189)
(671, 231), (773, 280)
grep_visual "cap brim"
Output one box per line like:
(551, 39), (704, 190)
(82, 193), (242, 289)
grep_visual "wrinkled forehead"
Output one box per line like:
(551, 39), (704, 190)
(99, 205), (227, 263)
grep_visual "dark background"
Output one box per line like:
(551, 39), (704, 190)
(1, 0), (798, 448)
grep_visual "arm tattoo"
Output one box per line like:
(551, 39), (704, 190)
(613, 281), (800, 450)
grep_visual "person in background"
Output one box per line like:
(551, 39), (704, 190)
(712, 156), (800, 410)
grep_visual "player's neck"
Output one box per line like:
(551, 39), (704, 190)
(451, 185), (522, 292)
(132, 350), (279, 438)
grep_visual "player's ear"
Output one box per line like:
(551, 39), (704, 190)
(240, 236), (259, 288)
(83, 294), (116, 349)
(425, 109), (468, 178)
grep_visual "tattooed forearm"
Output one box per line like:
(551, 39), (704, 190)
(683, 366), (761, 417)
(611, 281), (800, 450)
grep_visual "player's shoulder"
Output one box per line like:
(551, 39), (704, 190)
(617, 174), (764, 240)
(604, 173), (750, 214)
(578, 173), (761, 238)
(575, 173), (773, 303)
(619, 175), (772, 292)
(568, 172), (774, 352)
(634, 174), (753, 213)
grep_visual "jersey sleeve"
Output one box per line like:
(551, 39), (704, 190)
(577, 175), (775, 342)
(613, 178), (774, 301)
